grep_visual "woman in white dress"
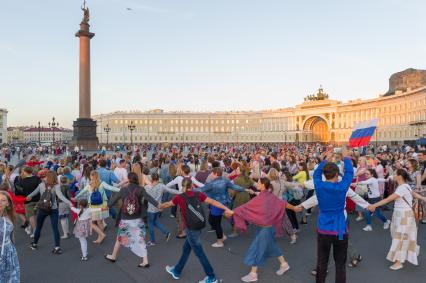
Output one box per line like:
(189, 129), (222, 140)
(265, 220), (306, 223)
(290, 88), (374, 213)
(368, 169), (426, 270)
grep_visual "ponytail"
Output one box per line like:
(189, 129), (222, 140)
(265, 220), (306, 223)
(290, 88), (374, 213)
(78, 199), (88, 218)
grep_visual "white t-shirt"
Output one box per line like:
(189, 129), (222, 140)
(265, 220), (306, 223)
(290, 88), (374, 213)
(71, 207), (101, 221)
(358, 177), (384, 199)
(394, 183), (413, 210)
(114, 167), (128, 183)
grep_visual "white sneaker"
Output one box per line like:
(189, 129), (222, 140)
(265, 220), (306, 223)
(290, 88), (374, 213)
(198, 276), (218, 283)
(362, 225), (372, 232)
(276, 263), (290, 275)
(241, 272), (258, 282)
(211, 242), (224, 248)
(61, 233), (70, 239)
(25, 226), (32, 235)
(30, 233), (34, 238)
(389, 263), (403, 270)
(355, 216), (364, 222)
(383, 220), (391, 230)
(290, 235), (297, 244)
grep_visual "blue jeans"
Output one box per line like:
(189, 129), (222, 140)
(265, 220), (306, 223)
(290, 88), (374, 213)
(34, 209), (60, 247)
(364, 197), (387, 225)
(147, 212), (169, 243)
(106, 193), (117, 219)
(174, 229), (215, 279)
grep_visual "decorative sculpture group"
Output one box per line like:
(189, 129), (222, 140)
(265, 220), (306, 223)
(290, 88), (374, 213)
(304, 86), (329, 101)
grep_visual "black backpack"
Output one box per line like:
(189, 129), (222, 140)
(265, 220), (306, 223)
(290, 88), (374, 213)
(181, 192), (206, 230)
(37, 187), (54, 213)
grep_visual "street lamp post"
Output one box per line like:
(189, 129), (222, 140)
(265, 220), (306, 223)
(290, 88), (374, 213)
(37, 121), (41, 146)
(104, 123), (111, 147)
(128, 121), (136, 148)
(282, 130), (287, 144)
(48, 117), (59, 146)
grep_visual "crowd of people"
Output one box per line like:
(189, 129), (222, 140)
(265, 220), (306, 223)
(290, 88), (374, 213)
(0, 142), (425, 283)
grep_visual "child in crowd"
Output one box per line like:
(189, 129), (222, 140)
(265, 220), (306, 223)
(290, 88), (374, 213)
(59, 176), (72, 239)
(70, 199), (100, 261)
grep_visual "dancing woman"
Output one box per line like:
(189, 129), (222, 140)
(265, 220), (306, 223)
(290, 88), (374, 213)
(368, 169), (426, 270)
(232, 177), (298, 282)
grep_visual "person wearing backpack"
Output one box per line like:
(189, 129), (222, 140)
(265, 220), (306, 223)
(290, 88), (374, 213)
(74, 170), (121, 244)
(26, 171), (72, 254)
(160, 177), (233, 283)
(104, 172), (159, 268)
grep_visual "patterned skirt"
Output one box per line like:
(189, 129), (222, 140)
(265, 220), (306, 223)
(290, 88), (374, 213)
(90, 203), (109, 221)
(73, 219), (91, 238)
(0, 243), (20, 283)
(117, 219), (147, 258)
(386, 209), (420, 265)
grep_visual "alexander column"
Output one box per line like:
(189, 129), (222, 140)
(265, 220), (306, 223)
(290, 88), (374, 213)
(72, 1), (99, 150)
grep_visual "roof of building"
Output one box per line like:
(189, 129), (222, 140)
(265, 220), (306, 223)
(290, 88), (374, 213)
(23, 127), (72, 133)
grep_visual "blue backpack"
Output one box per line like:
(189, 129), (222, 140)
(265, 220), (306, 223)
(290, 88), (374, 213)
(90, 189), (103, 205)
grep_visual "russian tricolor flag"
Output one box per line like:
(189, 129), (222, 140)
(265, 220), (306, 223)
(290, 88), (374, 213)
(349, 119), (378, 147)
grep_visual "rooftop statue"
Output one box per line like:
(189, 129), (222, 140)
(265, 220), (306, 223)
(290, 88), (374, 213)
(304, 86), (329, 101)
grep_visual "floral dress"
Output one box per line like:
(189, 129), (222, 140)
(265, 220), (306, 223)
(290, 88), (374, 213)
(0, 217), (20, 283)
(117, 219), (147, 257)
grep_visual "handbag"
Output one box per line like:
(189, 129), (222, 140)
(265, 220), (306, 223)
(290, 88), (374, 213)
(355, 183), (368, 198)
(401, 186), (423, 223)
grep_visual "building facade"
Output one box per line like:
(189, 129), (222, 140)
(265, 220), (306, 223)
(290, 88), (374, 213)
(23, 127), (73, 144)
(0, 109), (7, 144)
(93, 70), (426, 145)
(7, 127), (26, 144)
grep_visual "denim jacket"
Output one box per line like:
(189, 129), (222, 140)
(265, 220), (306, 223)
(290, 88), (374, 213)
(196, 177), (244, 204)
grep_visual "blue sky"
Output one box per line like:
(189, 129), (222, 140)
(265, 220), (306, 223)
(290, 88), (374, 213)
(1, 0), (425, 128)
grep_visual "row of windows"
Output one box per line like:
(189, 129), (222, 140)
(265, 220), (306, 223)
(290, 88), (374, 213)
(107, 134), (295, 142)
(336, 111), (426, 129)
(110, 118), (290, 129)
(101, 125), (292, 134)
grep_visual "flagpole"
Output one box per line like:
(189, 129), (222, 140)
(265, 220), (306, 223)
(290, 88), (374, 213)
(375, 126), (378, 148)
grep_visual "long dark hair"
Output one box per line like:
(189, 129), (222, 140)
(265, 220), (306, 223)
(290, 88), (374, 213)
(182, 177), (193, 192)
(396, 169), (412, 183)
(299, 162), (310, 180)
(128, 172), (139, 185)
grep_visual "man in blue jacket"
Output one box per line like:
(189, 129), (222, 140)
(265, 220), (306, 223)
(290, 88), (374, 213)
(313, 149), (353, 283)
(196, 167), (245, 248)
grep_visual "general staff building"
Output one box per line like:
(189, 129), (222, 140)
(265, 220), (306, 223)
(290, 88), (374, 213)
(93, 69), (426, 145)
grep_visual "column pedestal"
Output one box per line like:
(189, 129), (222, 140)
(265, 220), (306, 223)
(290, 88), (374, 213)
(73, 118), (98, 150)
